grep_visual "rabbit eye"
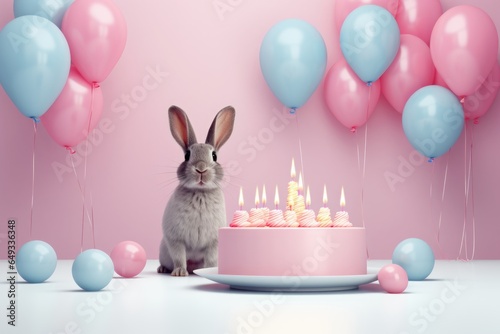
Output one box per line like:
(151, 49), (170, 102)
(212, 151), (217, 162)
(184, 150), (191, 161)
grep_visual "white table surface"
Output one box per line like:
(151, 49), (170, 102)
(1, 260), (499, 334)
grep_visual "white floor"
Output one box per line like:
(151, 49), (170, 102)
(1, 260), (499, 334)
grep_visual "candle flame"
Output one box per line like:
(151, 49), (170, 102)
(323, 185), (328, 205)
(238, 187), (244, 208)
(340, 186), (346, 209)
(255, 186), (260, 207)
(298, 172), (303, 191)
(262, 185), (267, 206)
(306, 186), (311, 207)
(274, 185), (279, 207)
(290, 158), (296, 179)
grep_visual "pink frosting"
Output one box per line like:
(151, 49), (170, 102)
(249, 208), (265, 223)
(266, 210), (287, 227)
(230, 211), (250, 227)
(261, 208), (270, 222)
(333, 211), (352, 227)
(298, 209), (319, 227)
(249, 219), (267, 227)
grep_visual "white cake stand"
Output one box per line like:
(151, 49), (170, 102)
(194, 267), (378, 292)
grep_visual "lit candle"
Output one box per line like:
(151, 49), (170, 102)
(294, 175), (305, 214)
(255, 186), (260, 208)
(261, 184), (270, 222)
(274, 185), (280, 209)
(239, 187), (244, 211)
(317, 185), (333, 227)
(340, 186), (345, 212)
(249, 186), (266, 226)
(230, 187), (250, 227)
(332, 186), (352, 227)
(262, 185), (267, 208)
(306, 186), (311, 210)
(267, 185), (287, 227)
(298, 172), (303, 196)
(322, 185), (328, 208)
(287, 158), (298, 210)
(298, 186), (318, 227)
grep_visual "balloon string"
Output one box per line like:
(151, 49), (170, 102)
(429, 159), (435, 233)
(76, 82), (99, 252)
(29, 121), (38, 238)
(294, 110), (306, 184)
(469, 124), (476, 260)
(458, 121), (467, 260)
(359, 85), (371, 259)
(354, 124), (368, 227)
(84, 83), (97, 249)
(361, 122), (368, 230)
(463, 121), (476, 260)
(436, 153), (450, 260)
(458, 121), (471, 261)
(69, 154), (95, 252)
(361, 85), (371, 230)
(90, 191), (96, 249)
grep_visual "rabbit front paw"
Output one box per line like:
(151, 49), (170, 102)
(171, 267), (189, 277)
(157, 265), (170, 274)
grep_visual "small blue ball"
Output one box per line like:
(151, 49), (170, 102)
(72, 249), (114, 291)
(392, 238), (435, 281)
(16, 240), (57, 283)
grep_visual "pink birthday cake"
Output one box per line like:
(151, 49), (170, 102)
(219, 162), (366, 277)
(218, 226), (366, 276)
(219, 196), (366, 276)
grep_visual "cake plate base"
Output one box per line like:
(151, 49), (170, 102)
(194, 267), (378, 292)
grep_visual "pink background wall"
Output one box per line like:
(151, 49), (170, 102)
(1, 0), (499, 260)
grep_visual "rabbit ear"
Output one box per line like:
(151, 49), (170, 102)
(206, 106), (235, 151)
(168, 106), (197, 151)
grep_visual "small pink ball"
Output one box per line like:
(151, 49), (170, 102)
(378, 264), (408, 294)
(110, 241), (147, 278)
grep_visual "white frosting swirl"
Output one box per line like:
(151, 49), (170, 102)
(298, 209), (319, 227)
(333, 211), (352, 227)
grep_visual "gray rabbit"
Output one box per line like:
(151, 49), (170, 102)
(158, 105), (235, 276)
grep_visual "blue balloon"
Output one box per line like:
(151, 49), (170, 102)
(16, 240), (57, 283)
(260, 19), (327, 110)
(392, 238), (435, 281)
(14, 0), (75, 28)
(72, 249), (114, 291)
(340, 5), (400, 84)
(402, 85), (464, 159)
(0, 15), (70, 121)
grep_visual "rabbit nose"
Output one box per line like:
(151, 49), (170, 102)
(195, 162), (208, 174)
(196, 168), (207, 174)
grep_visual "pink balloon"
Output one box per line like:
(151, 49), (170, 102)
(324, 58), (381, 131)
(62, 0), (127, 83)
(430, 6), (499, 97)
(434, 71), (449, 90)
(111, 241), (147, 278)
(334, 0), (398, 32)
(378, 264), (408, 293)
(464, 62), (500, 122)
(395, 0), (442, 45)
(381, 34), (435, 113)
(41, 67), (103, 150)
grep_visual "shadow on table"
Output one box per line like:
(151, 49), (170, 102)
(191, 282), (415, 295)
